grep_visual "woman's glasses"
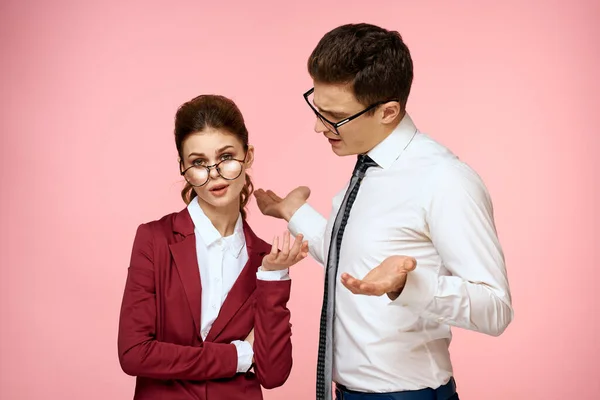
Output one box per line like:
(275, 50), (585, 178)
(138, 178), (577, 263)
(180, 154), (246, 187)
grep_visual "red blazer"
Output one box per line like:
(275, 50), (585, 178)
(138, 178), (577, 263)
(118, 208), (293, 400)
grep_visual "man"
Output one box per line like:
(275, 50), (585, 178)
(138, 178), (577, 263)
(254, 23), (512, 400)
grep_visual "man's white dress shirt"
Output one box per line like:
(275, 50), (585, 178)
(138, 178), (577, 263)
(288, 114), (512, 392)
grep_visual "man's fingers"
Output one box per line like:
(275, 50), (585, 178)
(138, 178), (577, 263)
(255, 188), (282, 203)
(254, 190), (274, 214)
(340, 276), (359, 294)
(362, 282), (387, 296)
(355, 280), (378, 295)
(266, 190), (283, 202)
(340, 273), (362, 293)
(254, 189), (268, 200)
(341, 273), (387, 296)
(254, 189), (282, 214)
(402, 257), (417, 271)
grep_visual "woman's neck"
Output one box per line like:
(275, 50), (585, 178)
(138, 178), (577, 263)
(196, 197), (241, 237)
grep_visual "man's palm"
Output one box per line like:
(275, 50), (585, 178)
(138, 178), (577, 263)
(254, 186), (311, 221)
(340, 256), (417, 299)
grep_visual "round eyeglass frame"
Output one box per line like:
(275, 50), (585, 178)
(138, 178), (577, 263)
(180, 153), (247, 187)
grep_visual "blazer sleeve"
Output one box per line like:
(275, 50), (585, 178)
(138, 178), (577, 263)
(252, 278), (293, 389)
(117, 223), (238, 381)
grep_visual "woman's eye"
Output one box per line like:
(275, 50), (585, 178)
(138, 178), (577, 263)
(192, 159), (206, 166)
(221, 153), (233, 160)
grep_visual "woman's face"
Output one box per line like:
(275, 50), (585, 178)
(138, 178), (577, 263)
(180, 127), (254, 211)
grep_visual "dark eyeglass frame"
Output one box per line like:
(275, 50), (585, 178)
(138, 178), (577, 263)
(180, 153), (247, 187)
(303, 87), (400, 135)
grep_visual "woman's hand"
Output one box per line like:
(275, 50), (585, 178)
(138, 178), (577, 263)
(262, 231), (309, 271)
(245, 328), (254, 347)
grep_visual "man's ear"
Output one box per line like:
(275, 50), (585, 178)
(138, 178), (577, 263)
(380, 101), (402, 125)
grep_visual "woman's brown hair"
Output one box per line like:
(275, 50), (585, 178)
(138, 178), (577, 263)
(174, 95), (253, 219)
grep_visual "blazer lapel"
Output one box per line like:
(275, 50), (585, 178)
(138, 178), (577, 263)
(169, 208), (202, 338)
(206, 220), (271, 342)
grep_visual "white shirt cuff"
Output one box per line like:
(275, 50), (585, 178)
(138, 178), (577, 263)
(390, 267), (437, 314)
(257, 267), (290, 281)
(287, 203), (324, 239)
(232, 340), (254, 373)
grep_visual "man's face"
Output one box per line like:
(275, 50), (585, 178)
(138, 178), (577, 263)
(309, 81), (384, 156)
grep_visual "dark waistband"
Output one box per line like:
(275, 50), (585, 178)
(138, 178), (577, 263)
(335, 377), (456, 400)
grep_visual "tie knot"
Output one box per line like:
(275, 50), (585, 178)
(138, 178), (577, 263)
(353, 154), (378, 177)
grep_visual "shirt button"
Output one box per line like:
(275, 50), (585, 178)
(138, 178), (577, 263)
(437, 317), (444, 323)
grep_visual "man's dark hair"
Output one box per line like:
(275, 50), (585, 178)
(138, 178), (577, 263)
(308, 23), (413, 110)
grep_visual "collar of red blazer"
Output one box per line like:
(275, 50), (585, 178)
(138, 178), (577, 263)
(171, 207), (271, 256)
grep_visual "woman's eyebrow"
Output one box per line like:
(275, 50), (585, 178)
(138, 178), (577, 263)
(187, 145), (235, 158)
(215, 145), (234, 153)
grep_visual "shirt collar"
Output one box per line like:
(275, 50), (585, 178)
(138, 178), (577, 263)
(187, 198), (245, 258)
(224, 217), (245, 257)
(367, 113), (418, 169)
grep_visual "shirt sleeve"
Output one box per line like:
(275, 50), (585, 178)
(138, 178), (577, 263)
(392, 162), (513, 337)
(287, 203), (329, 266)
(256, 268), (290, 281)
(231, 340), (254, 373)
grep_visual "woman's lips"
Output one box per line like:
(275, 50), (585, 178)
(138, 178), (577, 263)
(209, 184), (229, 196)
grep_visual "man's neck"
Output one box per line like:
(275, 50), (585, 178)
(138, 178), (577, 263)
(365, 113), (404, 153)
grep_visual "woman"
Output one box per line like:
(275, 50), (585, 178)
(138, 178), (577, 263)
(118, 94), (307, 400)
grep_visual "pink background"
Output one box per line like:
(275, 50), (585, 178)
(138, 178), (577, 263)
(1, 0), (598, 399)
